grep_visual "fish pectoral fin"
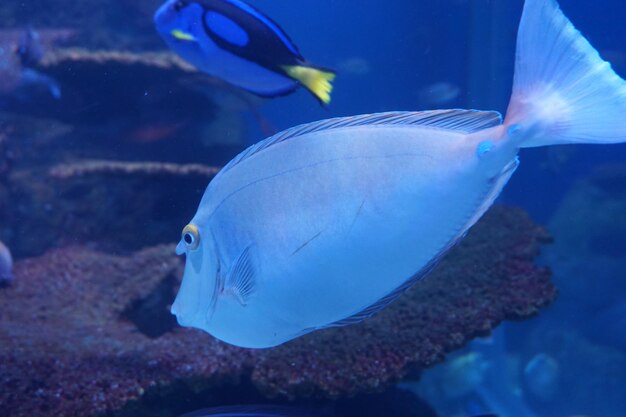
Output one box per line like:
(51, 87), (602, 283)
(223, 245), (256, 306)
(282, 65), (336, 105)
(171, 29), (197, 42)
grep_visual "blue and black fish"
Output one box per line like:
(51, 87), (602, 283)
(154, 0), (336, 104)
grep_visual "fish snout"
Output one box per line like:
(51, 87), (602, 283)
(171, 298), (193, 326)
(171, 291), (206, 329)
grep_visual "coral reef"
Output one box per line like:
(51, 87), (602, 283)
(3, 47), (259, 151)
(0, 0), (164, 51)
(0, 47), (262, 259)
(3, 160), (212, 258)
(0, 206), (556, 417)
(23, 48), (216, 128)
(49, 159), (221, 179)
(39, 48), (196, 72)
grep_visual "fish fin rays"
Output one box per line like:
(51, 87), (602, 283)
(506, 0), (626, 146)
(268, 109), (502, 141)
(220, 110), (502, 175)
(223, 244), (256, 306)
(282, 65), (336, 105)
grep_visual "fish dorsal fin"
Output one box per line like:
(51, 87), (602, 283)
(223, 245), (256, 305)
(220, 110), (502, 175)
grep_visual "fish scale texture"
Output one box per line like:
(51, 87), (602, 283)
(0, 206), (556, 417)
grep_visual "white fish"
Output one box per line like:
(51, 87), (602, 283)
(173, 0), (626, 348)
(417, 82), (461, 107)
(523, 353), (560, 400)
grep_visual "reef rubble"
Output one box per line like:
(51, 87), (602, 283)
(0, 206), (556, 417)
(49, 159), (221, 179)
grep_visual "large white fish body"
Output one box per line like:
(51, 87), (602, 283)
(177, 112), (515, 347)
(174, 0), (626, 348)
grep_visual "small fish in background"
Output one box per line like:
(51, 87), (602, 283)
(336, 57), (371, 76)
(523, 353), (560, 401)
(154, 0), (336, 104)
(16, 27), (44, 67)
(179, 405), (331, 417)
(14, 27), (62, 99)
(440, 352), (490, 399)
(180, 76), (277, 138)
(0, 27), (72, 102)
(417, 81), (461, 107)
(128, 119), (191, 143)
(0, 240), (14, 286)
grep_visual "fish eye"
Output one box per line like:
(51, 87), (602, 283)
(181, 224), (200, 250)
(173, 0), (186, 11)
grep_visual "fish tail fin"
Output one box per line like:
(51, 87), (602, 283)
(282, 64), (336, 105)
(505, 0), (626, 148)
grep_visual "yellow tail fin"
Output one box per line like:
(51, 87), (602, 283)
(282, 65), (336, 105)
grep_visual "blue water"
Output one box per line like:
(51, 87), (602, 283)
(1, 0), (625, 416)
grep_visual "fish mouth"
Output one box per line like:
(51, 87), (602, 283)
(171, 296), (207, 329)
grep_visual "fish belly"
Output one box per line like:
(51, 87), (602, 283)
(207, 125), (505, 346)
(178, 37), (297, 97)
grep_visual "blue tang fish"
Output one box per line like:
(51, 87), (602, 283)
(173, 0), (626, 348)
(154, 0), (336, 104)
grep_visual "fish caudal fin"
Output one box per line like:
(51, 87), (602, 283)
(282, 65), (336, 105)
(505, 0), (626, 148)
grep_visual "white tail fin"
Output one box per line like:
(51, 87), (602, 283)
(505, 0), (626, 148)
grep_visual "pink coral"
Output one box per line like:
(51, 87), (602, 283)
(0, 206), (556, 416)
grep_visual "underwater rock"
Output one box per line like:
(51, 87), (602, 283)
(0, 206), (555, 417)
(16, 47), (264, 149)
(26, 48), (211, 127)
(2, 47), (260, 148)
(3, 159), (214, 258)
(0, 0), (163, 51)
(540, 163), (626, 346)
